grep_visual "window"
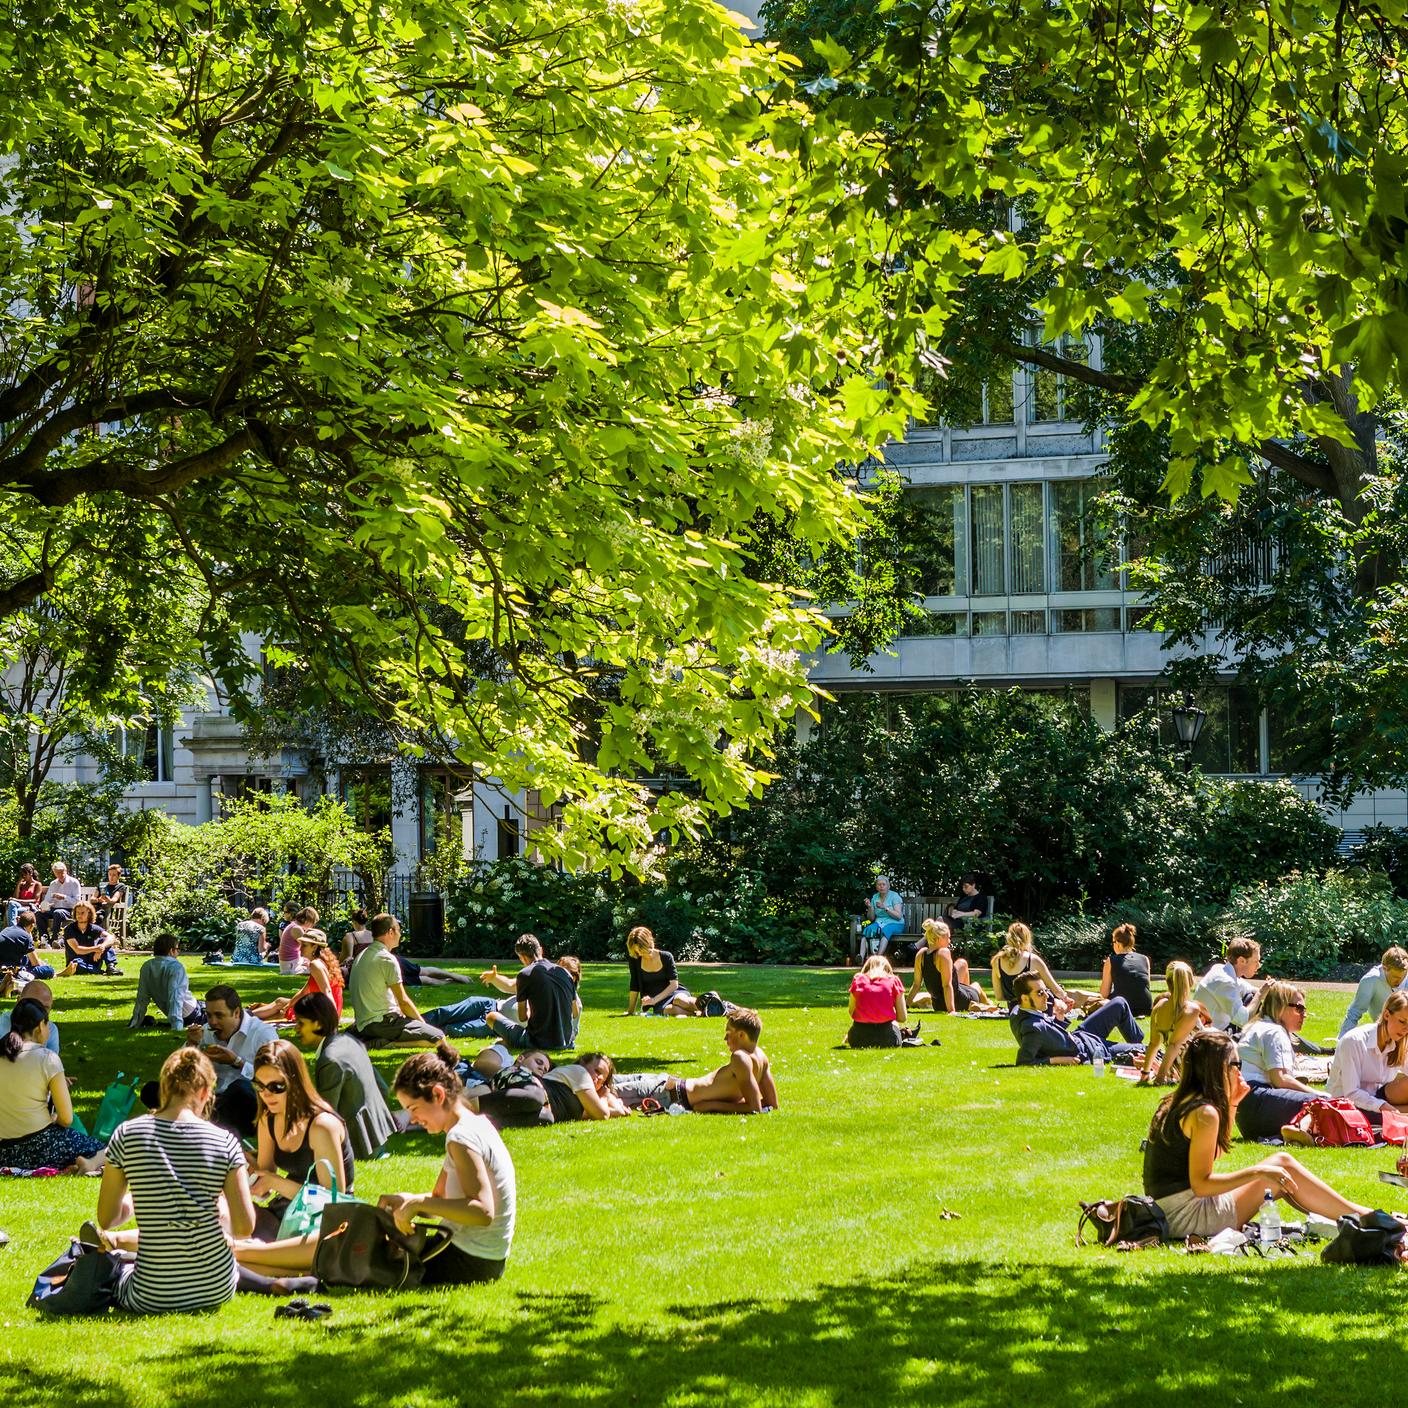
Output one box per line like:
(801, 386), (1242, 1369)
(915, 364), (1014, 427)
(1051, 481), (1116, 591)
(1011, 609), (1047, 634)
(982, 374), (1015, 425)
(1118, 686), (1263, 774)
(900, 611), (968, 638)
(1052, 607), (1120, 632)
(973, 610), (1007, 636)
(340, 766), (394, 835)
(970, 485), (1005, 595)
(419, 767), (472, 859)
(1008, 483), (1045, 593)
(496, 807), (520, 859)
(1029, 333), (1088, 423)
(120, 724), (174, 784)
(898, 487), (966, 596)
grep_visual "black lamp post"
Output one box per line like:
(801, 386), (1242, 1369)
(1168, 690), (1206, 771)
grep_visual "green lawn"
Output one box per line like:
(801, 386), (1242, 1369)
(0, 961), (1401, 1407)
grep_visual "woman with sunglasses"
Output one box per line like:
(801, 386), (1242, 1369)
(243, 1039), (354, 1239)
(1234, 980), (1319, 1140)
(1144, 1028), (1370, 1239)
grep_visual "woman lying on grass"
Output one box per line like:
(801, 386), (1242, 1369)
(467, 1049), (630, 1126)
(1143, 1028), (1370, 1239)
(1138, 961), (1206, 1087)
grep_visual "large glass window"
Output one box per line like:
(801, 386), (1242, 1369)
(419, 767), (472, 858)
(340, 766), (394, 835)
(1008, 483), (1045, 593)
(1051, 480), (1116, 590)
(898, 487), (966, 596)
(120, 724), (174, 783)
(900, 611), (969, 638)
(970, 485), (1006, 595)
(1052, 607), (1120, 632)
(1118, 686), (1262, 774)
(915, 364), (1014, 427)
(1029, 333), (1088, 423)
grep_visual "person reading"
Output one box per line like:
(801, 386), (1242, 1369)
(1009, 973), (1143, 1066)
(664, 1008), (778, 1113)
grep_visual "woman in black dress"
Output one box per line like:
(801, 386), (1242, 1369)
(624, 926), (699, 1016)
(1100, 923), (1153, 1018)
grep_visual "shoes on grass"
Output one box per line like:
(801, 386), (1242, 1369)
(275, 1298), (332, 1321)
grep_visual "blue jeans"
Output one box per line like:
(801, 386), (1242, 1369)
(1078, 996), (1145, 1053)
(27, 963), (55, 980)
(422, 994), (499, 1038)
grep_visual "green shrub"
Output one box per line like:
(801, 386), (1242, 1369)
(1222, 868), (1408, 977)
(1349, 827), (1408, 898)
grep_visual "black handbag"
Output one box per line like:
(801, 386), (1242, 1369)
(314, 1203), (452, 1290)
(1076, 1196), (1169, 1248)
(1320, 1210), (1406, 1265)
(28, 1240), (130, 1315)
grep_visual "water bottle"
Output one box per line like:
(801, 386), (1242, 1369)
(1091, 1050), (1105, 1078)
(1258, 1190), (1281, 1245)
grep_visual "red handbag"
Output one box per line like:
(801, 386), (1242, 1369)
(1290, 1098), (1377, 1147)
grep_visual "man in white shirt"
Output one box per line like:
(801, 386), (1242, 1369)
(1339, 946), (1408, 1037)
(188, 983), (277, 1139)
(37, 860), (83, 943)
(129, 934), (202, 1031)
(1192, 937), (1262, 1032)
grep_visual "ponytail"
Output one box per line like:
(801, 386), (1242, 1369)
(393, 1041), (464, 1103)
(1, 997), (47, 1060)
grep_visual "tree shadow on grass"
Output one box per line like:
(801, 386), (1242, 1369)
(6, 1256), (1402, 1408)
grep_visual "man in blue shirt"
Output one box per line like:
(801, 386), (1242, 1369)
(1339, 946), (1408, 1037)
(1010, 973), (1144, 1066)
(129, 933), (203, 1030)
(0, 910), (53, 979)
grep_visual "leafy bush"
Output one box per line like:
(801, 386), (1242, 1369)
(1222, 868), (1408, 977)
(1350, 826), (1408, 898)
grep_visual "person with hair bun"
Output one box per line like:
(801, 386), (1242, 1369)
(91, 1046), (257, 1313)
(1234, 980), (1319, 1140)
(382, 1042), (516, 1284)
(1099, 924), (1152, 1017)
(0, 997), (104, 1172)
(1138, 961), (1207, 1086)
(908, 918), (993, 1013)
(1143, 1028), (1368, 1238)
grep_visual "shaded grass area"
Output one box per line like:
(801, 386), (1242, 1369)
(0, 960), (1399, 1407)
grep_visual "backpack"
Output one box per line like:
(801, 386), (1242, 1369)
(313, 1204), (453, 1290)
(697, 991), (729, 1018)
(1076, 1196), (1169, 1249)
(1289, 1098), (1376, 1148)
(1321, 1210), (1406, 1265)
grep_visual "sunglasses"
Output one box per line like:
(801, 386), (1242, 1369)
(252, 1079), (288, 1095)
(1228, 1058), (1242, 1069)
(1288, 1002), (1307, 1013)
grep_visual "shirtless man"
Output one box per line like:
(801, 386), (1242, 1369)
(667, 1008), (779, 1113)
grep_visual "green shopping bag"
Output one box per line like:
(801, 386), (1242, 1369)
(91, 1073), (140, 1143)
(276, 1159), (359, 1240)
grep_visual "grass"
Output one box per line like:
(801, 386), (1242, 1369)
(0, 959), (1402, 1407)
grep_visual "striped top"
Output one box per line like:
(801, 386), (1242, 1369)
(107, 1114), (246, 1314)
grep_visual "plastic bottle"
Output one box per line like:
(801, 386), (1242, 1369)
(1258, 1190), (1281, 1245)
(1091, 1050), (1105, 1078)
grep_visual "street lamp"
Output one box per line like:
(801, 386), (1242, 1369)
(1168, 690), (1206, 771)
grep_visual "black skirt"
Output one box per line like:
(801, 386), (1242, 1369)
(847, 1020), (901, 1048)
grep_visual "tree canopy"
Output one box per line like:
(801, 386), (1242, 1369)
(0, 0), (921, 871)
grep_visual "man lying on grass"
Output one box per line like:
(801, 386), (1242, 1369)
(1010, 973), (1144, 1067)
(665, 1007), (779, 1113)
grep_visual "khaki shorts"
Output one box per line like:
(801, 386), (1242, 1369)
(1155, 1185), (1243, 1239)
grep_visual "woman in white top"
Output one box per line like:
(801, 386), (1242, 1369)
(382, 1042), (517, 1283)
(1234, 980), (1318, 1140)
(0, 997), (104, 1172)
(93, 1046), (256, 1314)
(1326, 991), (1408, 1124)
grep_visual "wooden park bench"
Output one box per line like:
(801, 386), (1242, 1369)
(847, 893), (996, 963)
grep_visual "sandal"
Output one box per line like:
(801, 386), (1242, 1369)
(274, 1298), (333, 1321)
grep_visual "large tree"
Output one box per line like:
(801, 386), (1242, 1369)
(0, 0), (922, 871)
(774, 0), (1408, 795)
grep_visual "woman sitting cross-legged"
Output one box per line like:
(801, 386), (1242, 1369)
(1143, 1027), (1370, 1239)
(1324, 990), (1408, 1129)
(88, 1046), (259, 1313)
(1138, 961), (1208, 1087)
(0, 997), (106, 1173)
(244, 1038), (355, 1240)
(847, 955), (907, 1047)
(1234, 980), (1319, 1140)
(908, 919), (997, 1014)
(624, 926), (699, 1016)
(468, 1049), (630, 1126)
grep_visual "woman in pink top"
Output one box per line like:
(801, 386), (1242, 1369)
(847, 955), (907, 1048)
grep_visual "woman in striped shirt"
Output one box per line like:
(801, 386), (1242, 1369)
(93, 1046), (256, 1314)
